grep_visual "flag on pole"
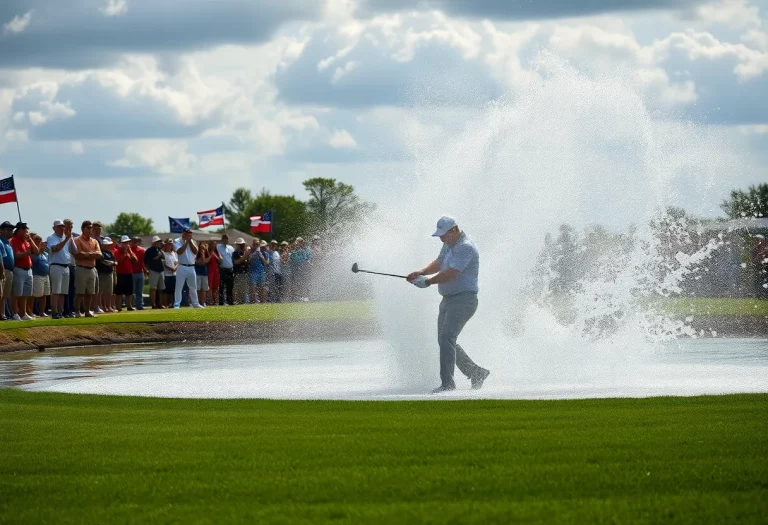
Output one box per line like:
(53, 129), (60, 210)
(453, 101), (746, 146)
(250, 211), (273, 233)
(169, 217), (191, 233)
(198, 206), (225, 228)
(0, 176), (18, 205)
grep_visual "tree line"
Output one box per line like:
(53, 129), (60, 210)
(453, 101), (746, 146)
(102, 177), (374, 239)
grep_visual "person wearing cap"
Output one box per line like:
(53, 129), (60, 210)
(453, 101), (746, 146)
(10, 222), (40, 321)
(267, 240), (283, 303)
(248, 239), (270, 304)
(96, 237), (117, 313)
(173, 228), (203, 309)
(144, 236), (166, 309)
(162, 239), (178, 308)
(61, 218), (78, 317)
(69, 220), (102, 318)
(46, 219), (74, 319)
(114, 235), (138, 311)
(0, 221), (15, 320)
(130, 237), (147, 310)
(289, 237), (313, 302)
(30, 234), (51, 317)
(217, 234), (235, 306)
(232, 238), (250, 304)
(407, 215), (490, 393)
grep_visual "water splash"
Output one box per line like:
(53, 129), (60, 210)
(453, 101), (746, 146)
(353, 55), (744, 392)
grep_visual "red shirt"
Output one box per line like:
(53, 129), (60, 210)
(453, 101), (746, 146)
(131, 246), (146, 274)
(114, 246), (136, 275)
(208, 254), (220, 277)
(10, 236), (32, 269)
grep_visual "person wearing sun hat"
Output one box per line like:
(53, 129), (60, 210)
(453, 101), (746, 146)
(0, 221), (16, 320)
(114, 234), (138, 311)
(407, 215), (490, 394)
(144, 236), (165, 309)
(232, 237), (250, 304)
(267, 240), (283, 303)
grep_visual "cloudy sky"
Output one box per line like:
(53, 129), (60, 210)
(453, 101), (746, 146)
(0, 0), (766, 234)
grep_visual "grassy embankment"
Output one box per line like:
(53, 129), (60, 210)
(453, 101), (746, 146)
(0, 389), (765, 524)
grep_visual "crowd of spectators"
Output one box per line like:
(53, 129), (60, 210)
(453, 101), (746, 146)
(0, 218), (320, 321)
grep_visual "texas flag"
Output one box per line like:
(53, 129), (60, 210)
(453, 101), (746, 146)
(0, 176), (18, 205)
(197, 206), (225, 228)
(250, 211), (273, 233)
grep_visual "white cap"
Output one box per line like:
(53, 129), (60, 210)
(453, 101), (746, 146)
(120, 235), (131, 243)
(432, 215), (457, 237)
(152, 235), (161, 243)
(260, 240), (268, 247)
(53, 219), (64, 227)
(235, 237), (246, 245)
(102, 237), (113, 246)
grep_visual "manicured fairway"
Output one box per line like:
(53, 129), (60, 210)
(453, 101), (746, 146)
(1, 390), (766, 524)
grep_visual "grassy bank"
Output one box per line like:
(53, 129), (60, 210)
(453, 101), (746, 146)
(1, 389), (766, 524)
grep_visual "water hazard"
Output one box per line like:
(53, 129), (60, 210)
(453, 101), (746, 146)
(1, 338), (765, 400)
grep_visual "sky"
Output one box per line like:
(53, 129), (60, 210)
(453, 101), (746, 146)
(0, 0), (766, 234)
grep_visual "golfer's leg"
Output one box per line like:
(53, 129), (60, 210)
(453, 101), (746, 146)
(437, 298), (456, 388)
(173, 271), (184, 307)
(186, 268), (199, 306)
(438, 294), (478, 386)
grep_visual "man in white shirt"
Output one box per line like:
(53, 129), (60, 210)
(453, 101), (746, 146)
(173, 228), (203, 309)
(217, 234), (235, 306)
(46, 219), (74, 319)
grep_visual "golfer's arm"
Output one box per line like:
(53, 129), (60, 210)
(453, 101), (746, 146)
(419, 259), (440, 275)
(426, 268), (460, 286)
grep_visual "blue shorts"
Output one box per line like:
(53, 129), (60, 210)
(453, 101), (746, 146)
(249, 273), (265, 286)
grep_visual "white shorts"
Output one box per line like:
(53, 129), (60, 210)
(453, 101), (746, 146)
(49, 265), (70, 295)
(196, 275), (209, 292)
(33, 275), (51, 297)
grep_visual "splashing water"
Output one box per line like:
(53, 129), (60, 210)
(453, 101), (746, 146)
(352, 55), (745, 393)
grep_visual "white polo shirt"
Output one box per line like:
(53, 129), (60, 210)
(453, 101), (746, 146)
(217, 244), (234, 269)
(174, 238), (197, 266)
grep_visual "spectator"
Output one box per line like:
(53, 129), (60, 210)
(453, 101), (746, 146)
(10, 222), (40, 321)
(162, 239), (178, 308)
(114, 235), (137, 311)
(31, 234), (50, 317)
(0, 221), (15, 320)
(280, 240), (291, 301)
(249, 239), (270, 304)
(70, 220), (102, 319)
(290, 237), (313, 302)
(217, 235), (235, 306)
(207, 240), (221, 307)
(144, 236), (165, 309)
(195, 241), (212, 306)
(267, 240), (283, 303)
(46, 219), (73, 320)
(96, 237), (117, 313)
(232, 238), (250, 304)
(173, 228), (203, 309)
(130, 237), (146, 310)
(63, 218), (77, 317)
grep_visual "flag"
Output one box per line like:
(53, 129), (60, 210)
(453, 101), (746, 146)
(0, 176), (17, 205)
(250, 210), (273, 233)
(169, 217), (191, 233)
(198, 206), (225, 228)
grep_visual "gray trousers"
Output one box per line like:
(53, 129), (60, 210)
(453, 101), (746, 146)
(438, 292), (481, 388)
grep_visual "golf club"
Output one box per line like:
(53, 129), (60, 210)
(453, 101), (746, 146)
(351, 262), (408, 279)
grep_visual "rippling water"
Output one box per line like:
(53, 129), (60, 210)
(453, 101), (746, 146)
(1, 338), (765, 400)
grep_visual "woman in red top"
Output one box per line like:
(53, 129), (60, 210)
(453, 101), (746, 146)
(207, 240), (221, 307)
(114, 236), (138, 311)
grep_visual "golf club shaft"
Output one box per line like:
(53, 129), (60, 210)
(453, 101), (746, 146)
(358, 269), (408, 279)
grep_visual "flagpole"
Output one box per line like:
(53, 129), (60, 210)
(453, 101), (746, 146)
(270, 209), (274, 242)
(11, 174), (21, 223)
(221, 202), (227, 231)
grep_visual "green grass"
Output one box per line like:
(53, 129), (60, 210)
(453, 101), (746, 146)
(1, 390), (765, 524)
(0, 301), (374, 330)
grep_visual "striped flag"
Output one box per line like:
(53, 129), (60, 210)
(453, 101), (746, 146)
(198, 205), (225, 228)
(0, 176), (17, 205)
(250, 211), (272, 233)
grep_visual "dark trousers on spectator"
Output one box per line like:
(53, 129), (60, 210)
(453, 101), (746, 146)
(219, 268), (234, 306)
(269, 274), (283, 303)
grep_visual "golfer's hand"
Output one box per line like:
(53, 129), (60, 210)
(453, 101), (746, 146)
(406, 271), (421, 283)
(412, 275), (430, 288)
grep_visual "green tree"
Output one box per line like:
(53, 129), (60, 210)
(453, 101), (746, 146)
(223, 188), (253, 231)
(104, 213), (154, 236)
(302, 177), (373, 235)
(244, 190), (309, 242)
(721, 183), (768, 218)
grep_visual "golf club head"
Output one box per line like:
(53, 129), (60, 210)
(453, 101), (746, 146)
(351, 262), (359, 273)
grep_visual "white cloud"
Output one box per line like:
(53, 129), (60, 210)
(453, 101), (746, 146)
(108, 140), (197, 176)
(71, 141), (84, 154)
(100, 0), (129, 18)
(695, 0), (761, 29)
(329, 129), (358, 148)
(3, 10), (34, 34)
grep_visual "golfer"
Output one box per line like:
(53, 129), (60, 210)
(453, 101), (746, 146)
(407, 215), (490, 393)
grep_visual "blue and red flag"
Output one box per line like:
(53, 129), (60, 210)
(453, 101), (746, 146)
(0, 176), (17, 205)
(197, 206), (225, 228)
(250, 210), (272, 233)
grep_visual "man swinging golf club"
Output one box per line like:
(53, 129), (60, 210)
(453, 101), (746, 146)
(407, 215), (490, 393)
